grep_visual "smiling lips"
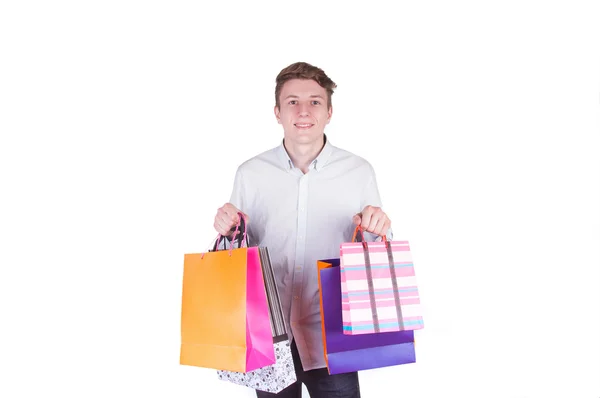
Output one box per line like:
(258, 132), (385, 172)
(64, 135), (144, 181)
(294, 123), (314, 129)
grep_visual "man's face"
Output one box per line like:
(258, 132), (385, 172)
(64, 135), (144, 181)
(274, 79), (332, 146)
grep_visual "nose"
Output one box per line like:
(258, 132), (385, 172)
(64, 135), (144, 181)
(298, 103), (310, 116)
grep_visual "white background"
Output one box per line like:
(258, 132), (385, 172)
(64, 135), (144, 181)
(1, 1), (599, 397)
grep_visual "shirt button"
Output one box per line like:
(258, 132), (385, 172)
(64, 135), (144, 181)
(294, 296), (299, 299)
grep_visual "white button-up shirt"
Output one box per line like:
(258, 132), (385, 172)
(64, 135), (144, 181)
(228, 136), (390, 371)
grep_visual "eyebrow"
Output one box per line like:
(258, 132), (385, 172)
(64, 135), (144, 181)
(284, 95), (325, 100)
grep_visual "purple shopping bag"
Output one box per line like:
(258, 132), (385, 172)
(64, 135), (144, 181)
(317, 259), (416, 375)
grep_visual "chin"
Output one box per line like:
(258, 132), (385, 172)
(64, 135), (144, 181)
(295, 128), (322, 137)
(293, 134), (321, 143)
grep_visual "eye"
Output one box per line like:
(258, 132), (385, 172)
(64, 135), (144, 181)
(311, 100), (321, 105)
(288, 100), (297, 105)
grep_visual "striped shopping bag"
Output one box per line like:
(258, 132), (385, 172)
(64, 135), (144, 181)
(340, 226), (424, 335)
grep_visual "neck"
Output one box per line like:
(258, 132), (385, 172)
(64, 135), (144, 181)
(284, 135), (325, 173)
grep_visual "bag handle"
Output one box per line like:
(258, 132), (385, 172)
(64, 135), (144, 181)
(206, 212), (249, 257)
(352, 225), (388, 243)
(228, 212), (249, 248)
(350, 225), (391, 333)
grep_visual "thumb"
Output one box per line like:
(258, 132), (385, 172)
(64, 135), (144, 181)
(352, 213), (362, 226)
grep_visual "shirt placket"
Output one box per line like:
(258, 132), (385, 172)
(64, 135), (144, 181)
(291, 172), (309, 329)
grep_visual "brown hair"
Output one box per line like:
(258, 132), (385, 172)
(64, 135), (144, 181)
(275, 62), (337, 109)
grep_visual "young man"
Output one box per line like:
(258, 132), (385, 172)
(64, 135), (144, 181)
(213, 62), (392, 398)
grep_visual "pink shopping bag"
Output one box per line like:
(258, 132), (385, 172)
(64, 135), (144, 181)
(340, 226), (424, 335)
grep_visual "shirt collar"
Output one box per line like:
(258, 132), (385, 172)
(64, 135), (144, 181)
(277, 135), (334, 172)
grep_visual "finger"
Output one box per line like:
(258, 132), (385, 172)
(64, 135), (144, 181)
(367, 211), (380, 232)
(215, 217), (234, 235)
(230, 212), (249, 229)
(214, 220), (229, 236)
(360, 211), (372, 229)
(375, 217), (388, 236)
(228, 210), (240, 225)
(217, 212), (237, 234)
(222, 204), (241, 223)
(217, 208), (235, 226)
(352, 214), (362, 226)
(372, 218), (386, 236)
(361, 205), (373, 216)
(381, 219), (391, 238)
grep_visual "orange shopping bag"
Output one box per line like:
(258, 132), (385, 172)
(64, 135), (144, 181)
(180, 215), (275, 372)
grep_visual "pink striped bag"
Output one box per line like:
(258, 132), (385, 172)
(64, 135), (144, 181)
(340, 226), (424, 335)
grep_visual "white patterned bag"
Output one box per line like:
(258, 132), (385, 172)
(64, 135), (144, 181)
(217, 247), (297, 393)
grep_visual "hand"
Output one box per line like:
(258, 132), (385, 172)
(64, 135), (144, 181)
(214, 203), (248, 236)
(352, 205), (391, 237)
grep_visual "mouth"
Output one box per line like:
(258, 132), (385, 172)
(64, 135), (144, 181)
(294, 123), (314, 129)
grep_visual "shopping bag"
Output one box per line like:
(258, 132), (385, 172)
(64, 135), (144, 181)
(180, 215), (275, 373)
(340, 226), (424, 335)
(217, 247), (297, 393)
(318, 258), (416, 375)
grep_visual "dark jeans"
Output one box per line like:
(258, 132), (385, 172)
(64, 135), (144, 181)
(256, 340), (360, 398)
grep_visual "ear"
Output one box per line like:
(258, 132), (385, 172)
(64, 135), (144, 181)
(326, 105), (333, 124)
(274, 105), (282, 124)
